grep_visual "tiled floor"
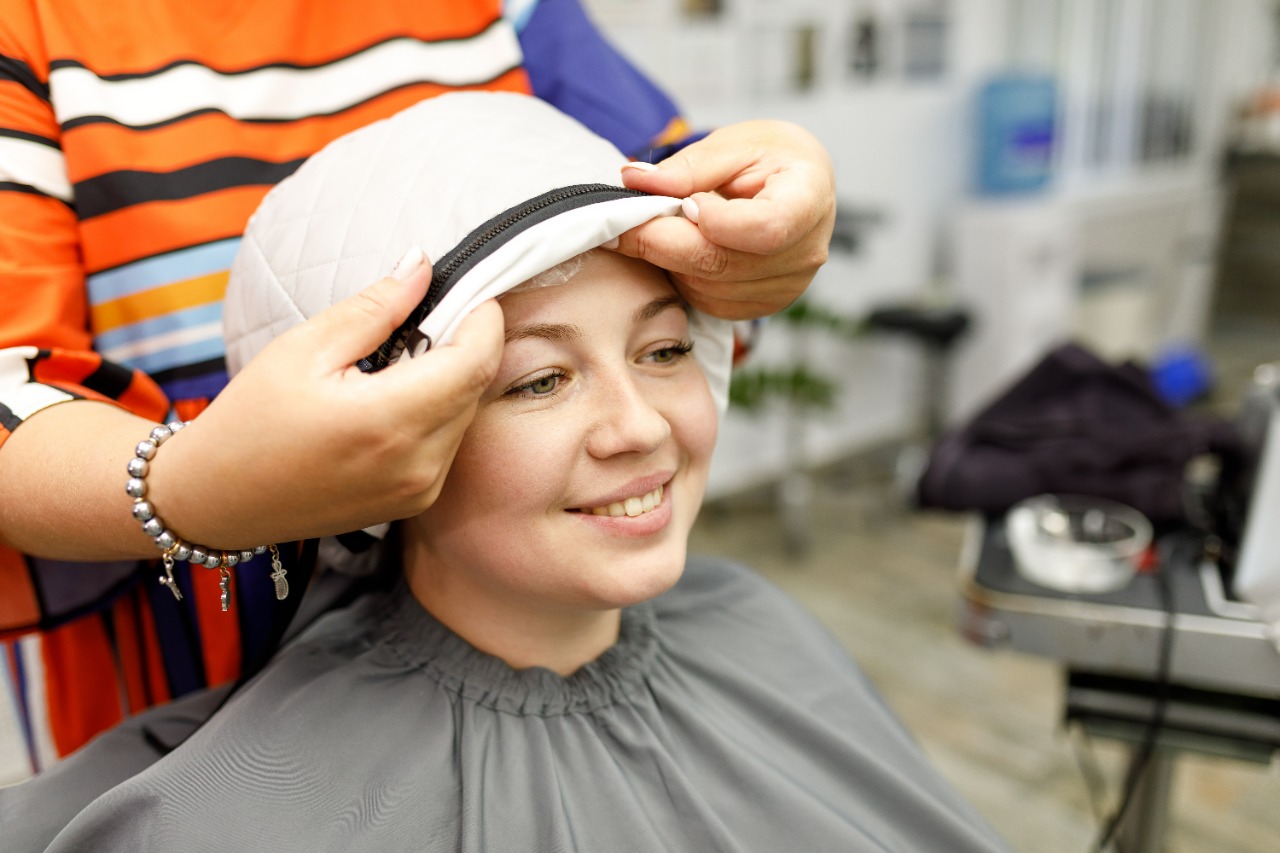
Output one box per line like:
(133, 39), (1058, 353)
(690, 308), (1280, 853)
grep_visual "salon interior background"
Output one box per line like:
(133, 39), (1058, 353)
(586, 0), (1279, 499)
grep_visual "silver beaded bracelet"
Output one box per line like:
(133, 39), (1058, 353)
(128, 421), (287, 611)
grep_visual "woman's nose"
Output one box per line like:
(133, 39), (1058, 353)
(584, 377), (671, 459)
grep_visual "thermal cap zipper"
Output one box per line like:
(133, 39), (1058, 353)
(359, 183), (648, 373)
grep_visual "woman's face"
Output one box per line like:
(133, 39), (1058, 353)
(405, 251), (717, 614)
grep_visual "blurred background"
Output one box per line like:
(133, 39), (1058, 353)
(586, 1), (1280, 851)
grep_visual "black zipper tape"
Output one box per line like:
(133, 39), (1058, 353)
(358, 183), (648, 373)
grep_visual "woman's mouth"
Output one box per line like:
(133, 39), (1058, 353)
(572, 485), (664, 518)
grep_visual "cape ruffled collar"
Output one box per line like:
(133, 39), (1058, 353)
(376, 583), (659, 717)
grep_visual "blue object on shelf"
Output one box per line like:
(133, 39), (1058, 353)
(1150, 345), (1214, 407)
(975, 72), (1057, 195)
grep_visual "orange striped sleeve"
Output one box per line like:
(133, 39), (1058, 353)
(28, 348), (110, 387)
(0, 348), (169, 453)
(0, 2), (50, 70)
(1, 8), (88, 354)
(27, 349), (168, 420)
(0, 350), (168, 449)
(1, 84), (57, 140)
(0, 193), (87, 351)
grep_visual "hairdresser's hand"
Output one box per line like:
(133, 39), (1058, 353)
(149, 254), (504, 547)
(614, 120), (835, 320)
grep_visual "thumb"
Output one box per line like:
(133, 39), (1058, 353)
(620, 131), (752, 199)
(299, 248), (432, 367)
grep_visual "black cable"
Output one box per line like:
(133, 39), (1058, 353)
(1069, 725), (1109, 825)
(1088, 539), (1181, 852)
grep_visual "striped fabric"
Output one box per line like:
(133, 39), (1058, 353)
(0, 0), (691, 781)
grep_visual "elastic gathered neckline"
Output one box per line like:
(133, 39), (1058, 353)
(377, 585), (659, 717)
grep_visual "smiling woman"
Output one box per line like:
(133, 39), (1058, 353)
(1, 93), (1008, 852)
(404, 251), (718, 675)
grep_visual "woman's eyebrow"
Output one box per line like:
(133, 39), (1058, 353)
(505, 322), (582, 344)
(503, 297), (686, 342)
(633, 296), (687, 325)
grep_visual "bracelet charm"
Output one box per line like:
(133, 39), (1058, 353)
(127, 421), (283, 610)
(270, 545), (288, 600)
(159, 552), (183, 601)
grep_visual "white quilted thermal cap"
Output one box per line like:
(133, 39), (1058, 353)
(223, 91), (731, 411)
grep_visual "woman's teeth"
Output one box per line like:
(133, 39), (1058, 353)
(586, 485), (663, 517)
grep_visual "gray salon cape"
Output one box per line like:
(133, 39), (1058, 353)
(13, 556), (1006, 852)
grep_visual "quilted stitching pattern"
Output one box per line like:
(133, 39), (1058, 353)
(225, 92), (629, 373)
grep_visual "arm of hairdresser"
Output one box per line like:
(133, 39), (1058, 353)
(516, 0), (835, 321)
(0, 257), (504, 560)
(0, 23), (503, 561)
(0, 7), (506, 563)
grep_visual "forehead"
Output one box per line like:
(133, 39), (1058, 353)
(499, 252), (680, 327)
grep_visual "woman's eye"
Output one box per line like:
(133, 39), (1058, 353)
(646, 341), (694, 364)
(528, 375), (559, 394)
(506, 371), (566, 398)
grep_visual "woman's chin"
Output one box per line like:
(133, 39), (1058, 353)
(572, 554), (688, 611)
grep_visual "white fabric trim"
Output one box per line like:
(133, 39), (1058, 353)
(0, 346), (39, 394)
(100, 319), (222, 363)
(49, 28), (523, 128)
(0, 650), (34, 785)
(0, 137), (73, 201)
(1, 383), (75, 422)
(419, 196), (682, 347)
(0, 347), (77, 421)
(361, 523), (391, 539)
(18, 636), (59, 772)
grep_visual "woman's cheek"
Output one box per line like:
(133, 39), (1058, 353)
(677, 374), (719, 460)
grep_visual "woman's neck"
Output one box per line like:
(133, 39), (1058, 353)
(400, 541), (622, 677)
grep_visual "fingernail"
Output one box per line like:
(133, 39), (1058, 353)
(391, 247), (425, 281)
(681, 197), (700, 224)
(601, 236), (620, 250)
(622, 161), (659, 173)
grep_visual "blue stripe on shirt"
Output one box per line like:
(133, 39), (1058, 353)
(87, 239), (241, 305)
(93, 302), (223, 354)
